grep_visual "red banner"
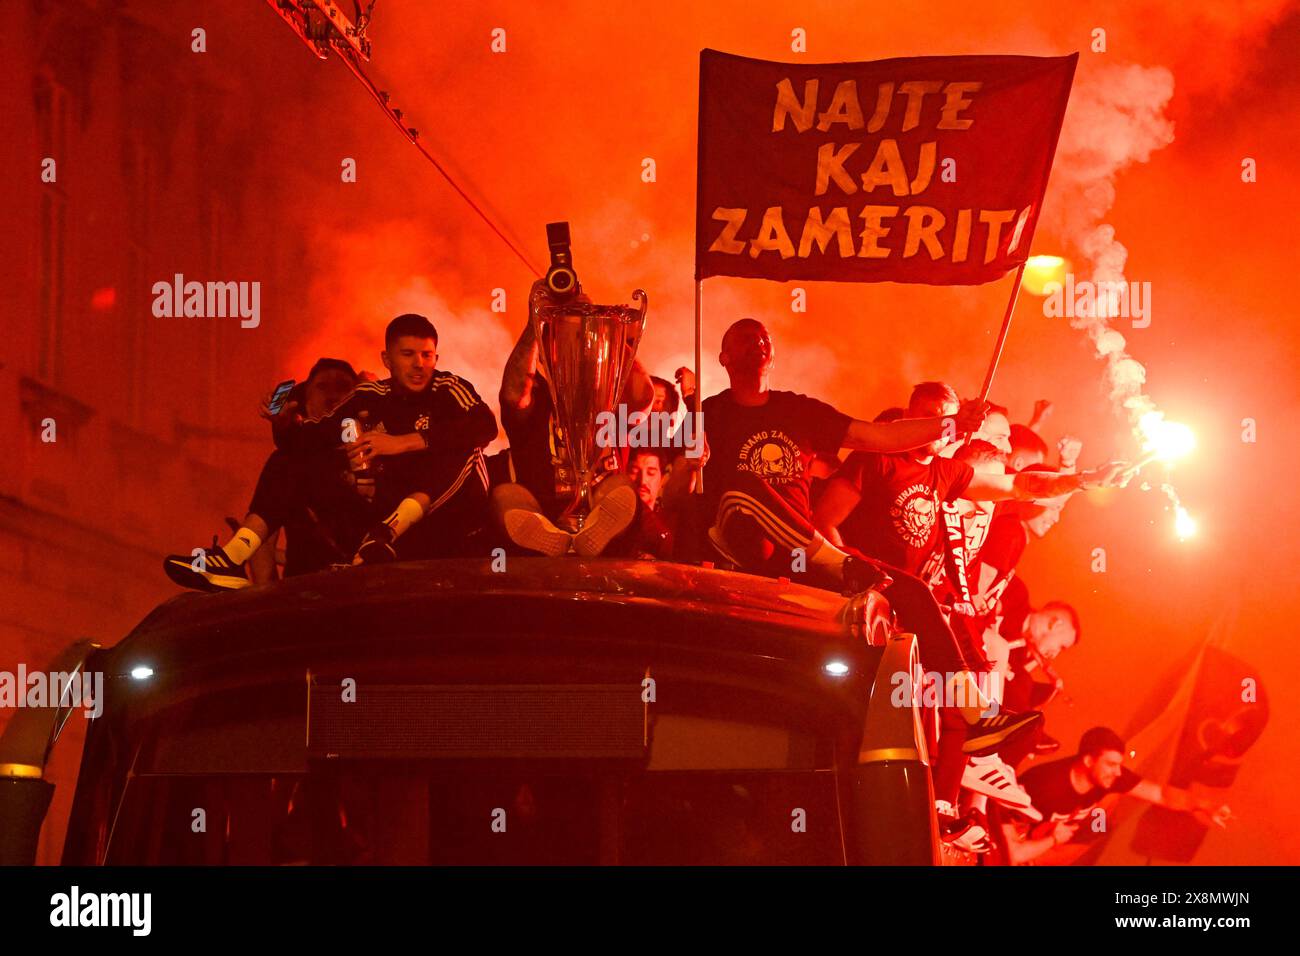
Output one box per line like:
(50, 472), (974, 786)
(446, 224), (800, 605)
(695, 50), (1077, 285)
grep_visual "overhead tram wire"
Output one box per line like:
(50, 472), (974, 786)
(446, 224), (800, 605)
(332, 42), (542, 279)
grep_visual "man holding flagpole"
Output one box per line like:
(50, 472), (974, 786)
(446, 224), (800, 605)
(689, 48), (1089, 847)
(691, 317), (1044, 753)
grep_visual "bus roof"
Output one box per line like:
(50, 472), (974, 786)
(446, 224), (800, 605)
(97, 558), (866, 683)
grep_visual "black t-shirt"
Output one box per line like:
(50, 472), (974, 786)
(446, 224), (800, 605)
(998, 575), (1032, 642)
(700, 389), (851, 522)
(1002, 639), (1055, 712)
(1019, 757), (1142, 823)
(833, 452), (974, 577)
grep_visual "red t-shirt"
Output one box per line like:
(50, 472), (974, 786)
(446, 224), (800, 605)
(832, 452), (974, 577)
(976, 510), (1028, 579)
(966, 511), (1029, 633)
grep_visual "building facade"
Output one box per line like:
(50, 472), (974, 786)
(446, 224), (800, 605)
(1, 0), (316, 862)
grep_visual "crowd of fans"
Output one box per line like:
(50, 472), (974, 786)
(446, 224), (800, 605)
(161, 280), (1229, 863)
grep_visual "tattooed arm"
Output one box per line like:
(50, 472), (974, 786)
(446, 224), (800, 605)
(964, 461), (1131, 502)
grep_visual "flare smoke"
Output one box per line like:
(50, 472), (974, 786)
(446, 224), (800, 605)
(1048, 62), (1193, 527)
(1051, 62), (1175, 426)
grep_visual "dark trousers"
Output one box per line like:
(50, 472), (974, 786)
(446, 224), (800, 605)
(713, 470), (975, 673)
(370, 449), (491, 559)
(249, 450), (370, 575)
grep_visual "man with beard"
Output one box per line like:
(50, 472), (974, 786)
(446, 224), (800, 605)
(1003, 727), (1231, 865)
(165, 314), (497, 589)
(622, 447), (675, 558)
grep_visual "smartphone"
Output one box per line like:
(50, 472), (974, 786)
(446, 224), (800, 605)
(267, 379), (296, 415)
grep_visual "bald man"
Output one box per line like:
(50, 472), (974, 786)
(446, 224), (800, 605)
(672, 318), (1049, 764)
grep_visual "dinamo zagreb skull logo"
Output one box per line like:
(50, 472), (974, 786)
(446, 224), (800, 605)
(891, 484), (939, 548)
(738, 431), (799, 483)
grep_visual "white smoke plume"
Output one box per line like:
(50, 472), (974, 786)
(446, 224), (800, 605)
(1048, 62), (1192, 531)
(1052, 62), (1175, 423)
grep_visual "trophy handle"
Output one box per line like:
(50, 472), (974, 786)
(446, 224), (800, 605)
(528, 282), (556, 385)
(616, 289), (649, 402)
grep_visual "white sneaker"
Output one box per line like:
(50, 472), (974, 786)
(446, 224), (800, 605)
(939, 808), (992, 853)
(503, 509), (572, 557)
(573, 483), (637, 557)
(962, 754), (1043, 822)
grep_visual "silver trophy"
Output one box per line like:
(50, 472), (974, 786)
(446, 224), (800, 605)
(529, 284), (648, 531)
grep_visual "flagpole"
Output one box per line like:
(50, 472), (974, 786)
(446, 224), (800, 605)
(977, 260), (1028, 403)
(693, 277), (703, 494)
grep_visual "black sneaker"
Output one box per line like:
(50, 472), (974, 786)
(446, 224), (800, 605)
(840, 555), (894, 595)
(962, 709), (1043, 756)
(352, 525), (397, 565)
(163, 545), (249, 592)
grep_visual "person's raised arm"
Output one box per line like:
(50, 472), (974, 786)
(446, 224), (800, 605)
(1028, 399), (1053, 433)
(624, 359), (654, 414)
(270, 386), (362, 453)
(500, 317), (542, 416)
(662, 433), (709, 508)
(964, 460), (1131, 502)
(1129, 780), (1231, 827)
(841, 400), (987, 453)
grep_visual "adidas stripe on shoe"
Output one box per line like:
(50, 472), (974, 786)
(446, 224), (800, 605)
(162, 546), (250, 592)
(961, 756), (1043, 822)
(962, 709), (1042, 757)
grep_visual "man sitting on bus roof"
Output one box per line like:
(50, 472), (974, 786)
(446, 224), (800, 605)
(490, 279), (654, 557)
(163, 314), (497, 591)
(689, 318), (1046, 759)
(163, 357), (366, 591)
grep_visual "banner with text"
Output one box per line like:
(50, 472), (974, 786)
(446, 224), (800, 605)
(695, 50), (1077, 285)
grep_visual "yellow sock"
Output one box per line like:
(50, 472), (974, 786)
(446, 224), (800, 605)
(222, 528), (263, 565)
(382, 496), (427, 541)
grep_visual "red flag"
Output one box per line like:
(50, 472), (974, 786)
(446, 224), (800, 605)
(1128, 646), (1268, 862)
(695, 50), (1076, 285)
